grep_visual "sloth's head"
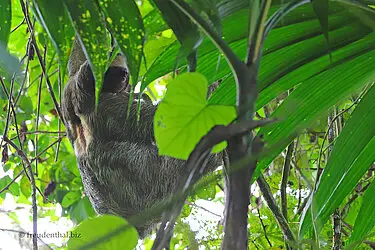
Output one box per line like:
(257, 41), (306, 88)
(68, 37), (130, 93)
(102, 53), (130, 93)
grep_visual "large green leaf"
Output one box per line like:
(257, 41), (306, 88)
(312, 0), (329, 46)
(256, 49), (375, 176)
(143, 0), (249, 39)
(33, 0), (74, 78)
(209, 15), (370, 106)
(348, 176), (375, 247)
(143, 8), (168, 37)
(98, 0), (144, 83)
(151, 0), (201, 70)
(255, 32), (375, 109)
(0, 0), (11, 45)
(141, 3), (350, 92)
(63, 0), (110, 102)
(299, 84), (375, 237)
(67, 215), (138, 250)
(190, 0), (221, 35)
(154, 73), (236, 160)
(141, 2), (268, 91)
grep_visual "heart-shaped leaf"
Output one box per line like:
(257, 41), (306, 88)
(154, 72), (236, 160)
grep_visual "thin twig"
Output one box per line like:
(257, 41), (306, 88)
(256, 207), (272, 247)
(341, 180), (372, 218)
(19, 0), (63, 122)
(0, 138), (62, 200)
(2, 137), (38, 250)
(0, 74), (16, 153)
(11, 17), (26, 33)
(54, 66), (63, 162)
(294, 194), (310, 217)
(316, 89), (368, 176)
(0, 170), (25, 195)
(19, 130), (65, 135)
(251, 240), (261, 250)
(35, 44), (47, 176)
(186, 202), (222, 218)
(14, 20), (33, 106)
(0, 67), (32, 182)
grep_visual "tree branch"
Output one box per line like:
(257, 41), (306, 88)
(257, 174), (296, 245)
(281, 142), (294, 220)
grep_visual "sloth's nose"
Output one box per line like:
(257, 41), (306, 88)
(120, 67), (128, 77)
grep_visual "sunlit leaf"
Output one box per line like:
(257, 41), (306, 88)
(67, 215), (138, 250)
(20, 176), (31, 198)
(0, 176), (20, 199)
(154, 72), (236, 160)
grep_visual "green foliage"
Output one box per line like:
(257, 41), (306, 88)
(32, 0), (74, 78)
(67, 215), (138, 250)
(140, 0), (250, 91)
(152, 0), (201, 67)
(98, 0), (145, 83)
(63, 0), (110, 103)
(0, 0), (11, 45)
(61, 191), (81, 208)
(300, 84), (375, 237)
(1, 0), (375, 249)
(256, 49), (375, 177)
(0, 176), (20, 198)
(154, 72), (236, 160)
(349, 180), (375, 247)
(311, 0), (329, 47)
(70, 197), (96, 224)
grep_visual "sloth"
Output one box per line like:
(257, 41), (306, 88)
(61, 38), (221, 237)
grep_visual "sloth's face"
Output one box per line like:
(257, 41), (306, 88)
(102, 54), (130, 93)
